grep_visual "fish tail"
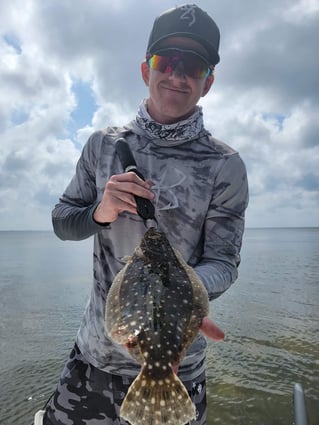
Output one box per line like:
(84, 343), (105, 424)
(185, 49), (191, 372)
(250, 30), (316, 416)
(120, 367), (196, 425)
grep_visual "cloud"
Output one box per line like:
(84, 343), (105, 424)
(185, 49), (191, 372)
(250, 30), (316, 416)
(0, 0), (318, 229)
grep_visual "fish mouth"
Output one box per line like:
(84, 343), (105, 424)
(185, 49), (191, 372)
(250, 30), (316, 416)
(145, 227), (160, 237)
(141, 228), (168, 256)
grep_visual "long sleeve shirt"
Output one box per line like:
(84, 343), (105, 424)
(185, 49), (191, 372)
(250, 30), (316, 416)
(52, 120), (249, 380)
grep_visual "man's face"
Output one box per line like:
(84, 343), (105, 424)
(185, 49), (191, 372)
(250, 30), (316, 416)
(141, 37), (214, 124)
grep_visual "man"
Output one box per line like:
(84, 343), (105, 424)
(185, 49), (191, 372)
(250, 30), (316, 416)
(41, 4), (248, 425)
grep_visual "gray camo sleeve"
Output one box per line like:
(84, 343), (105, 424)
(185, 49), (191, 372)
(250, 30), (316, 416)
(52, 132), (107, 241)
(194, 154), (249, 300)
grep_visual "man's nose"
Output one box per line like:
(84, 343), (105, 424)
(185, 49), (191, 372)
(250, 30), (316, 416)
(168, 61), (186, 79)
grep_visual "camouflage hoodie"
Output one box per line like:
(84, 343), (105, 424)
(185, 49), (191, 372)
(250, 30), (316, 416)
(52, 105), (249, 380)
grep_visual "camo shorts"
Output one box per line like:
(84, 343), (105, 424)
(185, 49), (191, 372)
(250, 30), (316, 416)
(43, 344), (207, 425)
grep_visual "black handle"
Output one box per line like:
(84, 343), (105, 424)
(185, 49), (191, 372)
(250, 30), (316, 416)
(115, 138), (155, 220)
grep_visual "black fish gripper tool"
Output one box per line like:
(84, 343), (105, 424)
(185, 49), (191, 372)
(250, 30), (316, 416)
(115, 138), (157, 228)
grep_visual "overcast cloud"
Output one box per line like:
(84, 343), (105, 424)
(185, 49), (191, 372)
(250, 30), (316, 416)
(1, 0), (318, 230)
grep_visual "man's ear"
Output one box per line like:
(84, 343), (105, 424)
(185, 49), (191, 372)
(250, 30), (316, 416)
(201, 74), (214, 97)
(141, 61), (150, 86)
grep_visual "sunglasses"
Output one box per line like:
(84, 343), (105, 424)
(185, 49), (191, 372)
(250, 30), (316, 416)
(147, 48), (213, 79)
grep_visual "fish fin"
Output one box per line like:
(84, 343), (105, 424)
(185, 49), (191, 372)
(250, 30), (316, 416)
(120, 367), (195, 425)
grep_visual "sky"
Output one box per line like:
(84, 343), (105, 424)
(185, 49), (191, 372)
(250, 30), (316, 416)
(0, 0), (318, 230)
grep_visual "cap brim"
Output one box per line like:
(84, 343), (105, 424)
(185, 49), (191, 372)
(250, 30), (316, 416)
(151, 47), (211, 66)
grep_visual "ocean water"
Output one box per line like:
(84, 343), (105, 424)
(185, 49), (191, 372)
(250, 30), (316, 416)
(0, 228), (318, 425)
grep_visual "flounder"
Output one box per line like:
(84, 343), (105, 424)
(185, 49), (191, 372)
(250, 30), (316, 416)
(105, 227), (213, 425)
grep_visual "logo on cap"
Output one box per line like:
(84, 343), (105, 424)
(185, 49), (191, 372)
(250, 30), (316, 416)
(180, 5), (197, 27)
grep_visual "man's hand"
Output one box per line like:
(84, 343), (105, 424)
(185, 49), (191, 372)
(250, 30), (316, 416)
(200, 317), (225, 341)
(93, 172), (154, 224)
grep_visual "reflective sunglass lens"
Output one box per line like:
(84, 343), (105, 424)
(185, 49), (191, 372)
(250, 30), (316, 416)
(148, 51), (210, 79)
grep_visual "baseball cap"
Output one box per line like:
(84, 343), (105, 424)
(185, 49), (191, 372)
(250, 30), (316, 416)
(146, 4), (220, 66)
